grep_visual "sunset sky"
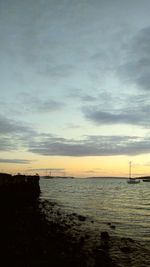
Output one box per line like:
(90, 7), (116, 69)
(1, 0), (150, 177)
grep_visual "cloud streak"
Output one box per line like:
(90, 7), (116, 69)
(28, 135), (150, 157)
(0, 159), (31, 164)
(82, 102), (150, 127)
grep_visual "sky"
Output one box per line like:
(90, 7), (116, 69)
(1, 0), (150, 177)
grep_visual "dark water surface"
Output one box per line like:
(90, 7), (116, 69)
(40, 178), (150, 247)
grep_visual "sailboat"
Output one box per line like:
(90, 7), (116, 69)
(127, 161), (140, 184)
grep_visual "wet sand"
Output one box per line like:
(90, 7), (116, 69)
(0, 198), (149, 267)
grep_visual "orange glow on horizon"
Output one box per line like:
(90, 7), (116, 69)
(1, 153), (150, 178)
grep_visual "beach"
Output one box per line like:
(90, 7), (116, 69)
(0, 197), (149, 267)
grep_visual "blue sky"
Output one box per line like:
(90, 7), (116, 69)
(1, 0), (150, 176)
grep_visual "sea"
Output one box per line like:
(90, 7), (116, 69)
(40, 178), (150, 247)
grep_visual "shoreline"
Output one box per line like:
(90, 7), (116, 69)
(0, 197), (149, 267)
(39, 199), (150, 267)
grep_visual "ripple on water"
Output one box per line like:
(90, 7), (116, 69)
(40, 178), (150, 245)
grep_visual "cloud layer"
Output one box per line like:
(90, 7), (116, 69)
(1, 114), (150, 157)
(28, 135), (150, 157)
(1, 1), (150, 170)
(118, 26), (150, 91)
(82, 103), (150, 127)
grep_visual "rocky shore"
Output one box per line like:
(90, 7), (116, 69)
(0, 196), (149, 267)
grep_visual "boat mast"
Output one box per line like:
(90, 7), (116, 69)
(129, 161), (132, 179)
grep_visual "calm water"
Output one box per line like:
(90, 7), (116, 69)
(40, 178), (150, 246)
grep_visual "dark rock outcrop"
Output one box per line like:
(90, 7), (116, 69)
(0, 173), (40, 201)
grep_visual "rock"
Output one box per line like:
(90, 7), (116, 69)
(107, 222), (116, 229)
(100, 232), (110, 250)
(95, 248), (116, 267)
(101, 231), (110, 240)
(110, 225), (116, 229)
(127, 237), (134, 242)
(120, 246), (131, 253)
(78, 215), (86, 221)
(79, 236), (84, 244)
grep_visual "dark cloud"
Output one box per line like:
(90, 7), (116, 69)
(28, 134), (150, 157)
(0, 137), (16, 151)
(0, 114), (36, 151)
(0, 114), (29, 134)
(82, 104), (150, 127)
(118, 26), (150, 91)
(0, 159), (31, 164)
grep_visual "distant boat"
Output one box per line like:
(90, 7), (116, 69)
(127, 178), (140, 184)
(142, 179), (150, 182)
(127, 161), (140, 184)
